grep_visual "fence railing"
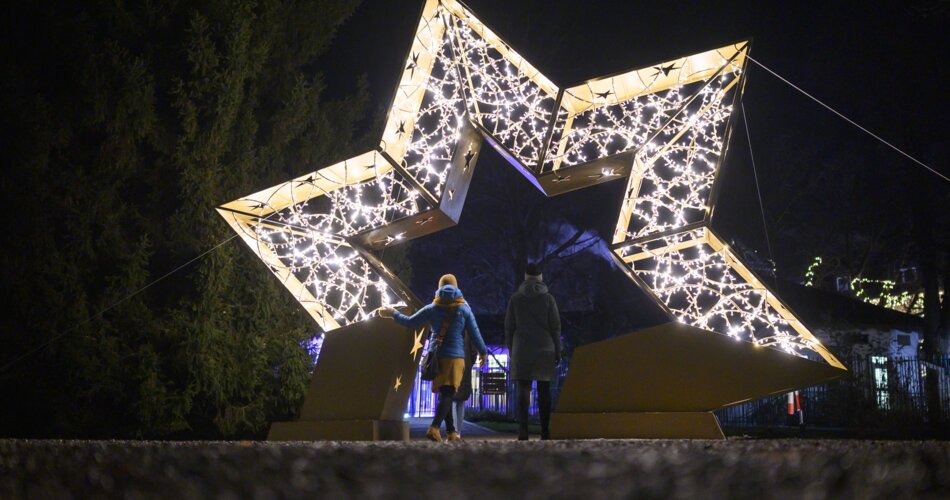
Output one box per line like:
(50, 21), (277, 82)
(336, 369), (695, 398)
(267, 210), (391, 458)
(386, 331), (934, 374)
(714, 354), (950, 431)
(406, 346), (568, 418)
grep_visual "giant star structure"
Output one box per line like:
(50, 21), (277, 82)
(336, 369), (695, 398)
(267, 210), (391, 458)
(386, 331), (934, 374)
(216, 0), (844, 369)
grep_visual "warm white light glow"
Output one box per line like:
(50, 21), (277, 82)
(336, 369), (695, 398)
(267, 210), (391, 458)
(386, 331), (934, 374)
(216, 0), (841, 369)
(620, 230), (816, 357)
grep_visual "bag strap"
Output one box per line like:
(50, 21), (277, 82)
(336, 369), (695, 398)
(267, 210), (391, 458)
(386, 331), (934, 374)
(433, 307), (459, 346)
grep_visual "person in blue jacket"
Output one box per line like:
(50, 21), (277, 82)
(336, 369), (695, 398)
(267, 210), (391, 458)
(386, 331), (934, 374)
(379, 274), (487, 442)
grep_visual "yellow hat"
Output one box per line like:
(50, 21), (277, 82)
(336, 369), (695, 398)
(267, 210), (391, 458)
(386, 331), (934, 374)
(438, 274), (458, 287)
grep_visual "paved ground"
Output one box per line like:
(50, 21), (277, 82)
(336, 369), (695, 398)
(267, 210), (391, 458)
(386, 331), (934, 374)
(2, 438), (949, 499)
(408, 417), (500, 440)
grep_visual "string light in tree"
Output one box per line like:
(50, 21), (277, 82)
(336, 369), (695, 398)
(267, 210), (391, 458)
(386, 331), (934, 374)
(803, 256), (823, 287)
(850, 277), (926, 316)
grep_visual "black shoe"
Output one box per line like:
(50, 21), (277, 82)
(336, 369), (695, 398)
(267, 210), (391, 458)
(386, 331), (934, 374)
(518, 425), (529, 441)
(540, 430), (550, 440)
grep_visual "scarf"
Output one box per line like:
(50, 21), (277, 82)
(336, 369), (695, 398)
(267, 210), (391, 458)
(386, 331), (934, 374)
(433, 295), (466, 307)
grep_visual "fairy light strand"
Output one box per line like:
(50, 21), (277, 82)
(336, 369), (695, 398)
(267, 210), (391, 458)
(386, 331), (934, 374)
(219, 0), (837, 366)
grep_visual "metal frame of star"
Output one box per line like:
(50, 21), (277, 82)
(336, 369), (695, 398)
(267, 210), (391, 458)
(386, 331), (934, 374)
(216, 0), (844, 370)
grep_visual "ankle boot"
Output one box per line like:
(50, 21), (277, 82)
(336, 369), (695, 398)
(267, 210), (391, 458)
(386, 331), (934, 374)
(426, 426), (443, 442)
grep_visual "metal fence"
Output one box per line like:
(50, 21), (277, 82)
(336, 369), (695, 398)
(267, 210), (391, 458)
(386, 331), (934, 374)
(714, 354), (950, 431)
(406, 345), (569, 418)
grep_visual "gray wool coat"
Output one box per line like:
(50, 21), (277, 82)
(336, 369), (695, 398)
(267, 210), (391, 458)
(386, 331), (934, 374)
(505, 278), (562, 381)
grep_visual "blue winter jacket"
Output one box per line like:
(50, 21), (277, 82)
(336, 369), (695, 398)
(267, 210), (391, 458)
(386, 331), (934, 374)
(393, 285), (488, 359)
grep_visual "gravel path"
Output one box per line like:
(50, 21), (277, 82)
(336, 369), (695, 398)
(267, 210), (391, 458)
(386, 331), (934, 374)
(2, 439), (949, 499)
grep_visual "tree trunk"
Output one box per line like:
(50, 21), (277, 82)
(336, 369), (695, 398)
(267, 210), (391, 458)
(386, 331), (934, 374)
(913, 198), (941, 355)
(938, 253), (950, 353)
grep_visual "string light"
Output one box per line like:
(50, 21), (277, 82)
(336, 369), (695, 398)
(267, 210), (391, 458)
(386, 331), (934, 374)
(452, 19), (557, 168)
(621, 230), (816, 357)
(216, 0), (841, 368)
(804, 256), (823, 287)
(803, 258), (926, 316)
(850, 277), (926, 316)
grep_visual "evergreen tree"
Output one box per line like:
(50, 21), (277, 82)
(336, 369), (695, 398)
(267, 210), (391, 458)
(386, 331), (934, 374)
(0, 0), (367, 438)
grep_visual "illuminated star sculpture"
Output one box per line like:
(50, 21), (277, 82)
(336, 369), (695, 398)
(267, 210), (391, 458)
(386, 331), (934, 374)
(217, 0), (843, 370)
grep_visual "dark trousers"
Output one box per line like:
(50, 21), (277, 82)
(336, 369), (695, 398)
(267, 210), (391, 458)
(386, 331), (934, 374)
(432, 385), (457, 433)
(517, 380), (551, 437)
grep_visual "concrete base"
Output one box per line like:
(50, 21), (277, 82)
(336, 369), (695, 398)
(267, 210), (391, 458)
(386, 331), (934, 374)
(266, 318), (421, 442)
(550, 322), (847, 440)
(550, 412), (725, 440)
(268, 419), (409, 441)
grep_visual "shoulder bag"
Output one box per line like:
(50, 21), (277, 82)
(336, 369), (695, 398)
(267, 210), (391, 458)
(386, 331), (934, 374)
(420, 308), (458, 381)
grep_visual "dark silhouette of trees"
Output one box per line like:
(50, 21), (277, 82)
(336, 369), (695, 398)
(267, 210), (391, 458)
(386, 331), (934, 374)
(0, 0), (367, 438)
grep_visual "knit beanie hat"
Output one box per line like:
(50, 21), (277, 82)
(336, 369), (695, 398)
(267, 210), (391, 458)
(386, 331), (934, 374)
(438, 274), (458, 287)
(525, 263), (542, 279)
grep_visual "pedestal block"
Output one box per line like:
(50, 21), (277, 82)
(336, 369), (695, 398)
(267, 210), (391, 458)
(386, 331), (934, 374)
(552, 322), (848, 440)
(267, 317), (420, 441)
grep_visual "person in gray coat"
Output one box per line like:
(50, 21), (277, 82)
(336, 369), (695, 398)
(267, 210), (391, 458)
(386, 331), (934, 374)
(505, 262), (561, 440)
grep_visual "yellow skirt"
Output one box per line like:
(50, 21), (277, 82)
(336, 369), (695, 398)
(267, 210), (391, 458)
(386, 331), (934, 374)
(431, 357), (465, 393)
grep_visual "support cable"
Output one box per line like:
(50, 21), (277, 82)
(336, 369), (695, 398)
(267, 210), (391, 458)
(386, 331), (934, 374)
(0, 235), (237, 375)
(741, 102), (776, 274)
(745, 54), (949, 183)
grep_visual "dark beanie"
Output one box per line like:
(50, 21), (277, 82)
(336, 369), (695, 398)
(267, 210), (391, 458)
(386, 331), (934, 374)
(525, 262), (542, 277)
